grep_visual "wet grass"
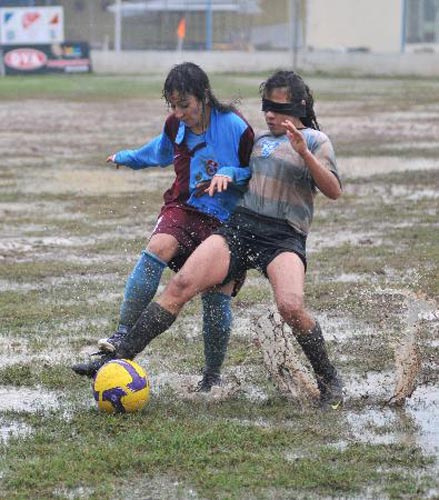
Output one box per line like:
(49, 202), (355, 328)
(0, 363), (74, 390)
(0, 75), (438, 500)
(0, 264), (123, 288)
(0, 73), (258, 102)
(0, 74), (164, 101)
(0, 399), (435, 500)
(3, 73), (439, 105)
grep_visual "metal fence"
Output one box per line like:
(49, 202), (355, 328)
(1, 0), (438, 52)
(0, 0), (303, 51)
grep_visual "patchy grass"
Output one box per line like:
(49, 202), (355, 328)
(0, 74), (163, 101)
(0, 73), (259, 102)
(0, 74), (438, 500)
(0, 400), (435, 500)
(0, 363), (75, 390)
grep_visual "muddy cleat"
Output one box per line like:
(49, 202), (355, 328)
(71, 351), (116, 378)
(97, 329), (126, 353)
(317, 373), (344, 410)
(194, 369), (221, 393)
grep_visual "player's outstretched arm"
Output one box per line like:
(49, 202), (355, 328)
(105, 133), (174, 171)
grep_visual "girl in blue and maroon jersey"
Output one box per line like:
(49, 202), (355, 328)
(72, 62), (254, 390)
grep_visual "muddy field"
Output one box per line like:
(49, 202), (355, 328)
(0, 74), (438, 500)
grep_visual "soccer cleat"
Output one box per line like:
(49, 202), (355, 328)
(71, 351), (116, 378)
(97, 329), (126, 353)
(317, 373), (344, 410)
(194, 369), (221, 393)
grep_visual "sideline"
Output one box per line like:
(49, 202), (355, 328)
(91, 49), (439, 77)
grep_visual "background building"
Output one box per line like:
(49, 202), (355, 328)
(307, 0), (404, 53)
(307, 0), (439, 53)
(0, 0), (438, 53)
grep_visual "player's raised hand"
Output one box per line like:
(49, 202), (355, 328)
(282, 119), (308, 157)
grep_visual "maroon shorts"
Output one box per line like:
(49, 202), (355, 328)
(151, 205), (221, 272)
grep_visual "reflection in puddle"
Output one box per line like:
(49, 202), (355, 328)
(406, 385), (439, 456)
(345, 370), (394, 401)
(0, 386), (62, 413)
(345, 385), (439, 459)
(346, 408), (398, 446)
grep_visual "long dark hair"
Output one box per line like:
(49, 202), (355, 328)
(259, 70), (320, 130)
(162, 62), (234, 113)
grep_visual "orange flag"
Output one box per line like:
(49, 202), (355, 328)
(176, 17), (186, 40)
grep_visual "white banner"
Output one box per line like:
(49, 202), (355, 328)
(0, 6), (64, 45)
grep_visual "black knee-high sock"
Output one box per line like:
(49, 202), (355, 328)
(118, 302), (176, 359)
(294, 322), (337, 382)
(202, 292), (232, 376)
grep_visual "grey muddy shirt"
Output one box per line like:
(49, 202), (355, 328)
(238, 128), (340, 235)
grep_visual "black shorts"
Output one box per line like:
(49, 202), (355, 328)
(216, 209), (307, 284)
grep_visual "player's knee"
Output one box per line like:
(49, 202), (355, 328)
(146, 234), (179, 262)
(165, 271), (196, 303)
(277, 294), (305, 325)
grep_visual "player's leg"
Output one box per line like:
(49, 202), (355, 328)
(112, 235), (232, 360)
(197, 280), (235, 392)
(157, 234), (231, 313)
(98, 206), (196, 352)
(267, 252), (343, 409)
(73, 235), (231, 378)
(197, 220), (249, 391)
(267, 252), (312, 332)
(98, 233), (177, 352)
(117, 235), (176, 327)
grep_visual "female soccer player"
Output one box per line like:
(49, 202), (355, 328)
(72, 62), (254, 392)
(77, 69), (343, 408)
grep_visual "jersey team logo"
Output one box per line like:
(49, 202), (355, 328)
(205, 159), (218, 176)
(260, 139), (282, 158)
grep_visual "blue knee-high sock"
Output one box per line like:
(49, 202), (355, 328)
(119, 250), (167, 331)
(201, 291), (232, 376)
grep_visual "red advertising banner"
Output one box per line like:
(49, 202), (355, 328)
(1, 41), (92, 75)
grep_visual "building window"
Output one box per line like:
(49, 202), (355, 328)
(407, 0), (439, 44)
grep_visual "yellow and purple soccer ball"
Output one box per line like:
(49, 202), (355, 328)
(93, 359), (150, 414)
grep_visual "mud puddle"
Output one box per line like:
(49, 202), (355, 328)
(0, 387), (62, 413)
(345, 384), (438, 459)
